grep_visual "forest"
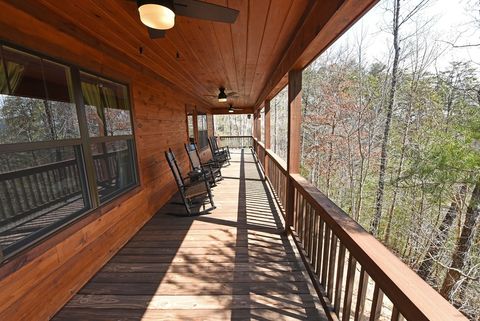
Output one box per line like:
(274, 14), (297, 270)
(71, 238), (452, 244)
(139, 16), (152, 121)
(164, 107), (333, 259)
(215, 0), (480, 318)
(300, 0), (480, 318)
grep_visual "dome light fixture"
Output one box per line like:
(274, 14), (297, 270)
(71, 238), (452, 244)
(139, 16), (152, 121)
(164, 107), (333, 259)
(218, 87), (228, 102)
(137, 0), (175, 30)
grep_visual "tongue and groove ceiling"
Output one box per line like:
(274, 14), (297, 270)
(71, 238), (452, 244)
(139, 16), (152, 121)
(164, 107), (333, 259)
(3, 0), (311, 110)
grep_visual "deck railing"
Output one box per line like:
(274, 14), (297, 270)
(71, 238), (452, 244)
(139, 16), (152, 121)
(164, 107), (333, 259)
(253, 140), (287, 215)
(0, 159), (83, 228)
(217, 135), (253, 149)
(0, 152), (118, 230)
(251, 137), (466, 321)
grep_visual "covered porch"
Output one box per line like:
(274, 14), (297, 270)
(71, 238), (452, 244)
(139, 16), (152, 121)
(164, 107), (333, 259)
(53, 148), (327, 320)
(0, 0), (470, 320)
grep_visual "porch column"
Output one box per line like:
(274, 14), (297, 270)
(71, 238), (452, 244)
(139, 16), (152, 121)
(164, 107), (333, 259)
(256, 111), (261, 141)
(285, 69), (302, 232)
(264, 100), (271, 174)
(193, 106), (199, 144)
(253, 111), (258, 140)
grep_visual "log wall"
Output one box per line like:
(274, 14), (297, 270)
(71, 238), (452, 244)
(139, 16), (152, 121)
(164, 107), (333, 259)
(0, 2), (211, 320)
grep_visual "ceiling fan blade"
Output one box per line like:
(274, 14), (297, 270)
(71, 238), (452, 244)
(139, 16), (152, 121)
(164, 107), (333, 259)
(226, 92), (238, 97)
(174, 0), (239, 24)
(147, 27), (166, 39)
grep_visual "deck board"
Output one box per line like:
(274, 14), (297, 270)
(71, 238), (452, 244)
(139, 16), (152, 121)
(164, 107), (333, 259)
(53, 149), (327, 321)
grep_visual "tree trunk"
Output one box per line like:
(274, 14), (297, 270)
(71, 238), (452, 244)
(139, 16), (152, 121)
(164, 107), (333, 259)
(417, 185), (466, 280)
(325, 114), (336, 198)
(370, 0), (401, 236)
(440, 181), (480, 299)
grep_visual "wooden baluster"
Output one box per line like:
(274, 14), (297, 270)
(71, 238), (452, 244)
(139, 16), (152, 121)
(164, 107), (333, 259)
(60, 166), (69, 196)
(293, 189), (299, 232)
(321, 225), (331, 286)
(10, 179), (24, 213)
(32, 173), (46, 205)
(26, 175), (38, 208)
(369, 284), (384, 321)
(307, 205), (314, 264)
(65, 165), (73, 195)
(311, 210), (319, 271)
(1, 181), (15, 218)
(18, 177), (32, 211)
(47, 170), (58, 200)
(342, 254), (357, 321)
(307, 203), (314, 260)
(72, 164), (80, 192)
(354, 266), (369, 321)
(327, 234), (338, 300)
(39, 171), (53, 202)
(316, 219), (324, 276)
(334, 244), (346, 314)
(302, 199), (308, 248)
(70, 164), (77, 193)
(0, 182), (8, 220)
(54, 167), (64, 198)
(299, 194), (305, 245)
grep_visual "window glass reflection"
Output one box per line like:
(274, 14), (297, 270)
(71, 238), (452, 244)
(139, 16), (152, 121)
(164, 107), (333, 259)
(91, 140), (136, 203)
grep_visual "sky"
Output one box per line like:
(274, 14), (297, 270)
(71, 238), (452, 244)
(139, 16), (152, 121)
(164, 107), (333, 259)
(324, 0), (480, 72)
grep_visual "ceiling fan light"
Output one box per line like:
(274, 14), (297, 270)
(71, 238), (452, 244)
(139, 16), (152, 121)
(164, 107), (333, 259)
(228, 108), (234, 113)
(138, 0), (175, 30)
(218, 87), (228, 102)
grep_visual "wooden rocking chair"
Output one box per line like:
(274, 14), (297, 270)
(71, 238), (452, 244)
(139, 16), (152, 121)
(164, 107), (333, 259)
(185, 143), (222, 185)
(165, 149), (215, 215)
(208, 136), (230, 165)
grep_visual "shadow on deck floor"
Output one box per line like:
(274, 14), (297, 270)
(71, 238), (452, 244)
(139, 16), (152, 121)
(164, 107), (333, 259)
(53, 148), (327, 321)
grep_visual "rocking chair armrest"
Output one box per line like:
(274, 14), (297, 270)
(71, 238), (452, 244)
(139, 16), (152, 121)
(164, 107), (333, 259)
(202, 160), (220, 167)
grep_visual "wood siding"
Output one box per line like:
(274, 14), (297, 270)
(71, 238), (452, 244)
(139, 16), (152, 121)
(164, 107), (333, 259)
(0, 2), (211, 320)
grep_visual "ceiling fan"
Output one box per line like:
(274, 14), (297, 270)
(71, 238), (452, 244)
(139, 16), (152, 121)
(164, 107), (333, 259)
(205, 87), (239, 102)
(131, 0), (239, 39)
(228, 104), (244, 113)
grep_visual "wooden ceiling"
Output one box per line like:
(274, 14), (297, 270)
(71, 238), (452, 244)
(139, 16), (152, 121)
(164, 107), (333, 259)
(3, 0), (312, 111)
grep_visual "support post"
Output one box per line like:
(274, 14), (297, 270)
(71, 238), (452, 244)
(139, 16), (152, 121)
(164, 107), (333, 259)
(264, 100), (271, 175)
(285, 70), (302, 232)
(256, 111), (261, 141)
(193, 106), (199, 145)
(252, 112), (256, 139)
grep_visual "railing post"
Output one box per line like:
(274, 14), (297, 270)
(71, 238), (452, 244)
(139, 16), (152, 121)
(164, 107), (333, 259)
(264, 100), (271, 176)
(286, 69), (302, 232)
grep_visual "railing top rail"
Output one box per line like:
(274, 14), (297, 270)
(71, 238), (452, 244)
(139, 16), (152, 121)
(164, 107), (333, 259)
(253, 138), (288, 174)
(217, 135), (253, 138)
(290, 173), (467, 321)
(265, 149), (287, 173)
(0, 159), (78, 181)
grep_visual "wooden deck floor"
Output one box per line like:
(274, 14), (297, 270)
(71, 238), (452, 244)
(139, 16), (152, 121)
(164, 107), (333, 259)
(54, 149), (327, 321)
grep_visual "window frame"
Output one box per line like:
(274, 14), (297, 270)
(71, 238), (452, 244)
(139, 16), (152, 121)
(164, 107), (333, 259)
(197, 112), (208, 150)
(0, 41), (140, 261)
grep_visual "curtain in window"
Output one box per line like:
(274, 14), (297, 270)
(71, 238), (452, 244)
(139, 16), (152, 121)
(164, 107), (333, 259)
(0, 60), (24, 94)
(81, 82), (105, 134)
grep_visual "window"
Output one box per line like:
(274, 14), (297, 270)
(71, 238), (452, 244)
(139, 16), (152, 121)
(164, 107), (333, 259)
(0, 44), (138, 260)
(80, 72), (137, 204)
(197, 112), (208, 149)
(186, 112), (194, 144)
(259, 107), (265, 143)
(270, 86), (288, 161)
(213, 114), (252, 136)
